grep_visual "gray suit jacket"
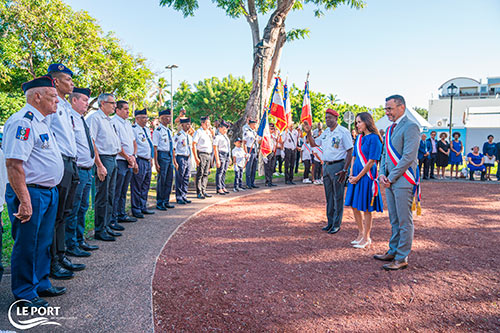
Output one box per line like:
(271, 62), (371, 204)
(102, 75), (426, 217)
(380, 115), (420, 188)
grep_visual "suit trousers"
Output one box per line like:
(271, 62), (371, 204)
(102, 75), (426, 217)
(323, 161), (345, 229)
(0, 222), (3, 282)
(175, 155), (190, 201)
(113, 160), (132, 221)
(284, 148), (296, 182)
(385, 185), (414, 261)
(94, 155), (117, 235)
(264, 152), (276, 185)
(245, 149), (258, 187)
(196, 152), (211, 195)
(427, 153), (437, 178)
(156, 151), (174, 205)
(65, 167), (92, 250)
(52, 158), (79, 257)
(216, 152), (229, 191)
(419, 158), (429, 178)
(131, 157), (152, 215)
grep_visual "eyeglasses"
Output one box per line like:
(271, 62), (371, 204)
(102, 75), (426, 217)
(384, 104), (402, 111)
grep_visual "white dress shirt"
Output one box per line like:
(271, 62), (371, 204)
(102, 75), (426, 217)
(47, 96), (77, 158)
(282, 129), (298, 150)
(213, 133), (230, 154)
(232, 146), (246, 169)
(243, 128), (257, 149)
(111, 115), (135, 161)
(315, 124), (353, 162)
(192, 128), (213, 153)
(173, 130), (192, 157)
(152, 124), (173, 152)
(133, 124), (153, 160)
(3, 104), (64, 187)
(72, 109), (94, 168)
(87, 109), (121, 155)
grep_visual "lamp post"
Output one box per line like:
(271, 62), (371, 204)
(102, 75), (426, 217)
(447, 83), (458, 140)
(165, 64), (179, 130)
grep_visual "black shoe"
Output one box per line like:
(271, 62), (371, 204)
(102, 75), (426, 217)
(270, 183), (277, 187)
(118, 215), (138, 223)
(289, 182), (296, 185)
(133, 212), (145, 219)
(95, 232), (116, 242)
(106, 228), (122, 237)
(203, 193), (212, 198)
(59, 255), (85, 272)
(66, 246), (91, 258)
(110, 223), (125, 231)
(328, 226), (341, 234)
(217, 191), (226, 195)
(197, 194), (205, 199)
(251, 185), (259, 188)
(50, 262), (74, 280)
(176, 199), (186, 205)
(142, 209), (155, 215)
(165, 203), (175, 209)
(38, 286), (66, 297)
(285, 181), (290, 185)
(156, 204), (167, 211)
(80, 240), (99, 251)
(238, 187), (246, 191)
(17, 297), (49, 309)
(322, 225), (332, 231)
(430, 176), (436, 179)
(184, 199), (192, 204)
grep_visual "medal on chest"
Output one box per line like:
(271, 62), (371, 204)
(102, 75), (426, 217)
(40, 133), (50, 149)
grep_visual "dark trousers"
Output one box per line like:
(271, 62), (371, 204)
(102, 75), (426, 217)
(157, 151), (174, 205)
(52, 158), (79, 258)
(323, 161), (345, 229)
(113, 160), (132, 222)
(245, 150), (258, 187)
(284, 148), (296, 182)
(234, 166), (243, 188)
(275, 154), (283, 173)
(175, 155), (190, 201)
(65, 167), (92, 250)
(419, 158), (430, 179)
(264, 152), (276, 185)
(303, 159), (311, 179)
(6, 184), (58, 300)
(216, 152), (229, 191)
(427, 153), (437, 178)
(295, 150), (301, 173)
(196, 152), (211, 195)
(0, 222), (3, 283)
(131, 157), (152, 215)
(95, 155), (117, 235)
(314, 160), (322, 180)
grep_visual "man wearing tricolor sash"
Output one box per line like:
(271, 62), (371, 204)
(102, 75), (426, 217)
(374, 95), (420, 271)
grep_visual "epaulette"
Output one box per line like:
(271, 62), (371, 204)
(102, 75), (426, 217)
(156, 127), (161, 131)
(23, 111), (34, 121)
(132, 124), (137, 128)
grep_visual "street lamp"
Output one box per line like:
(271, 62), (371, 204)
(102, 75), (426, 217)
(447, 83), (458, 140)
(165, 64), (179, 130)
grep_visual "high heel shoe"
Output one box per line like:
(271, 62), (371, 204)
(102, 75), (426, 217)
(353, 239), (372, 249)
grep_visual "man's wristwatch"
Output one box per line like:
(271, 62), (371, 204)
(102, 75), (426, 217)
(341, 169), (348, 173)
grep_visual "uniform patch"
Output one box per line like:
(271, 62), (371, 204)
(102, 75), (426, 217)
(23, 111), (34, 121)
(16, 126), (30, 141)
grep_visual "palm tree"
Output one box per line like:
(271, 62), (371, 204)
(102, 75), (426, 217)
(150, 77), (170, 109)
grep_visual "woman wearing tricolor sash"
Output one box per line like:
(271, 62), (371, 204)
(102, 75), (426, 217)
(345, 113), (383, 249)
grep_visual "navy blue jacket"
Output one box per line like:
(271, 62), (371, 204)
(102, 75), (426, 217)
(418, 139), (428, 160)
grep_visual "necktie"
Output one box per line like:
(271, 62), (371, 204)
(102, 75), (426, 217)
(167, 128), (173, 158)
(390, 122), (396, 137)
(143, 127), (154, 159)
(81, 116), (95, 159)
(186, 133), (191, 156)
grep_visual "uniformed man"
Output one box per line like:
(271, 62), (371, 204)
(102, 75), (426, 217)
(192, 116), (214, 199)
(4, 76), (67, 308)
(111, 100), (138, 227)
(153, 109), (177, 210)
(87, 93), (122, 241)
(264, 123), (279, 187)
(282, 121), (299, 185)
(243, 119), (259, 189)
(213, 120), (231, 195)
(46, 63), (84, 280)
(130, 109), (156, 218)
(65, 88), (99, 258)
(174, 117), (193, 204)
(0, 142), (6, 283)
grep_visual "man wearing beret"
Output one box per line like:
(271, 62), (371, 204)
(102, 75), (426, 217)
(153, 109), (177, 210)
(304, 108), (353, 234)
(192, 116), (214, 199)
(130, 109), (156, 218)
(111, 100), (138, 227)
(47, 63), (85, 279)
(243, 119), (259, 189)
(65, 87), (99, 258)
(87, 93), (122, 241)
(4, 76), (67, 308)
(174, 117), (193, 204)
(213, 120), (231, 195)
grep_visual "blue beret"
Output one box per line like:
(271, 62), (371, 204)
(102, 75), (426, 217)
(73, 87), (91, 97)
(219, 120), (230, 128)
(47, 63), (73, 77)
(134, 109), (147, 116)
(21, 76), (55, 93)
(200, 116), (208, 122)
(159, 108), (171, 116)
(180, 117), (191, 124)
(234, 137), (242, 142)
(249, 119), (257, 124)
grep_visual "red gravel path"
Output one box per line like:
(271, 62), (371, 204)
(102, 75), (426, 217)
(152, 182), (500, 332)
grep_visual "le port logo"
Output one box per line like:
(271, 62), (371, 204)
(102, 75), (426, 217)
(8, 300), (62, 330)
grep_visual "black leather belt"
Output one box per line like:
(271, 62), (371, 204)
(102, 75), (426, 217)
(325, 159), (344, 165)
(198, 152), (210, 155)
(78, 166), (92, 171)
(137, 156), (150, 161)
(62, 155), (76, 162)
(27, 184), (54, 190)
(99, 154), (117, 157)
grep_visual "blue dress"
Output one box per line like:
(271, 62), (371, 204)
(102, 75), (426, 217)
(449, 140), (463, 165)
(345, 133), (383, 212)
(467, 153), (486, 171)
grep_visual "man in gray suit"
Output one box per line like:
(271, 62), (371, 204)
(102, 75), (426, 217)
(375, 95), (420, 271)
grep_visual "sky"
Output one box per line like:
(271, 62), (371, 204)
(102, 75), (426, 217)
(64, 0), (500, 109)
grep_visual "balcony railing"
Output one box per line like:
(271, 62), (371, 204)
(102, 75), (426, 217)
(439, 92), (499, 99)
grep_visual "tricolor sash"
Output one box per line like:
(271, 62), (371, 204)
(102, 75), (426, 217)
(385, 124), (422, 215)
(355, 135), (379, 206)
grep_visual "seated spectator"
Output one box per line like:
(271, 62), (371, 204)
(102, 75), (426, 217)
(482, 135), (497, 181)
(467, 146), (486, 181)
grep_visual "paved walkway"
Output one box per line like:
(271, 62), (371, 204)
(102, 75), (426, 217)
(0, 178), (298, 332)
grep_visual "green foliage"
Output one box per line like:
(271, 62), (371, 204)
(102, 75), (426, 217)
(0, 92), (25, 125)
(413, 106), (428, 120)
(286, 28), (311, 41)
(0, 0), (154, 124)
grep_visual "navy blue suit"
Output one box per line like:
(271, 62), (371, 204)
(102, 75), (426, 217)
(425, 138), (437, 178)
(418, 139), (430, 179)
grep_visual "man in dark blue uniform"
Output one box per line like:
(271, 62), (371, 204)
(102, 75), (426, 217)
(174, 117), (193, 204)
(4, 76), (67, 308)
